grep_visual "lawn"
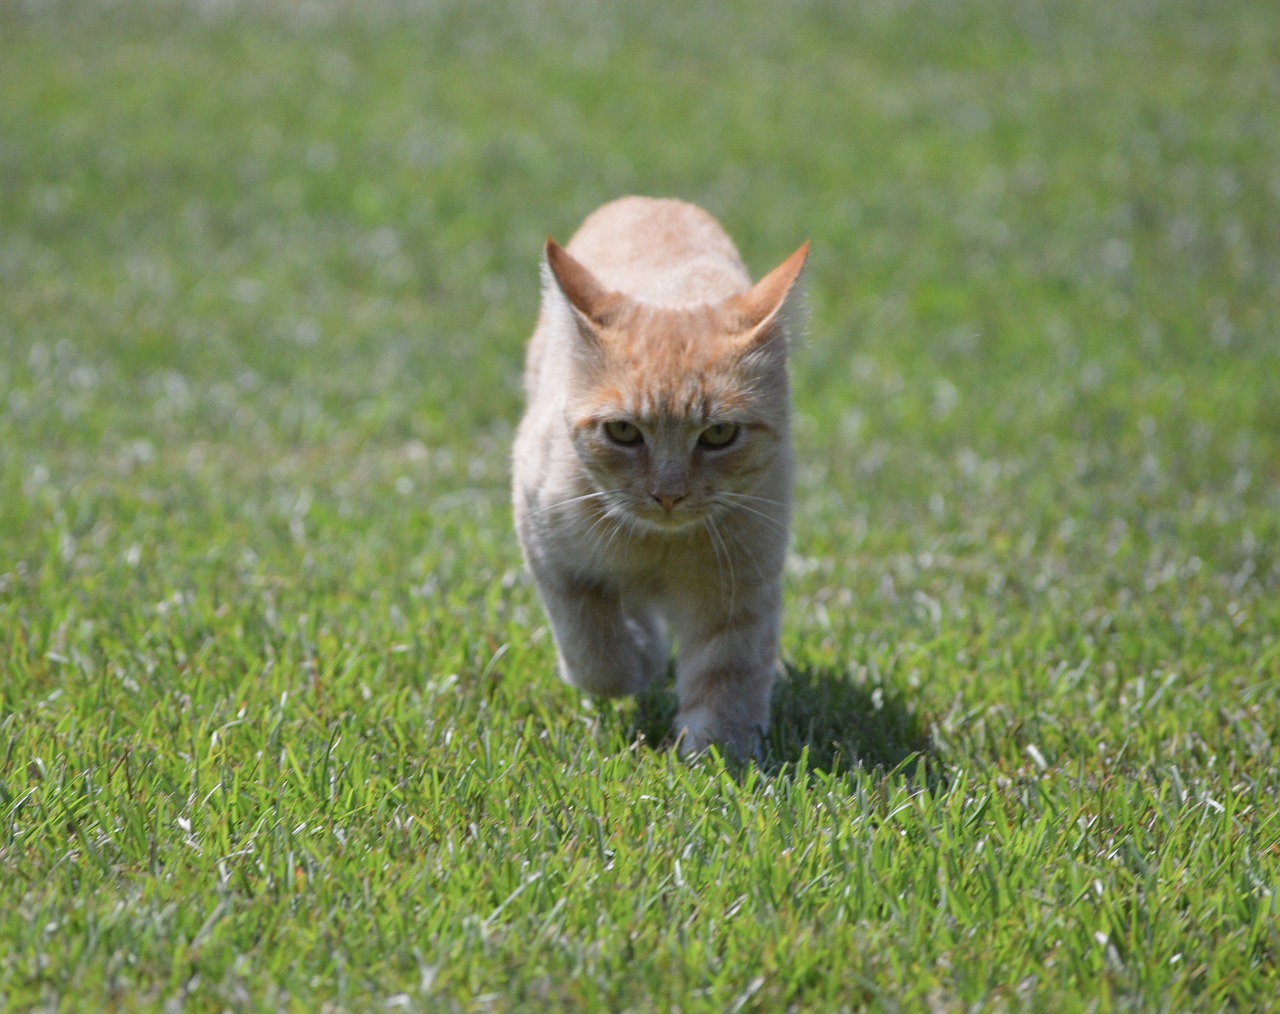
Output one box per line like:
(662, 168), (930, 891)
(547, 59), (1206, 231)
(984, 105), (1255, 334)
(2, 0), (1278, 1009)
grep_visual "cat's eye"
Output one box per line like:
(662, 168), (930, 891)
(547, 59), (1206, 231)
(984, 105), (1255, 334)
(699, 422), (739, 448)
(604, 419), (643, 446)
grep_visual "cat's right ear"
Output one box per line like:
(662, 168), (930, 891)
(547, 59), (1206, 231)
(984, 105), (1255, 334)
(543, 239), (623, 331)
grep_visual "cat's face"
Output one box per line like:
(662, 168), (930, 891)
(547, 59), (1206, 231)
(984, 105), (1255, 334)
(545, 237), (806, 534)
(565, 304), (789, 533)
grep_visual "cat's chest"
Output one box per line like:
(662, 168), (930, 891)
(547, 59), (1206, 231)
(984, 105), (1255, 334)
(606, 527), (747, 606)
(578, 515), (719, 589)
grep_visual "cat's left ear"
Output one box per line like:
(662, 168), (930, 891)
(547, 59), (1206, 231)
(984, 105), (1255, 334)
(731, 241), (810, 346)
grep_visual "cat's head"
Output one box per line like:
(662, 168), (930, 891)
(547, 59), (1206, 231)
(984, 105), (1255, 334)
(544, 239), (807, 532)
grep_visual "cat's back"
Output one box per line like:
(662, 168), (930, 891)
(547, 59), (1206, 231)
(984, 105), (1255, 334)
(565, 197), (750, 307)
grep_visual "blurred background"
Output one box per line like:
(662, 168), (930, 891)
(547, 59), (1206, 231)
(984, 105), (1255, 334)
(3, 0), (1278, 693)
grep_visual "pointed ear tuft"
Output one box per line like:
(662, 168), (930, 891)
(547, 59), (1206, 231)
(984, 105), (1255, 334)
(544, 239), (622, 328)
(732, 241), (809, 339)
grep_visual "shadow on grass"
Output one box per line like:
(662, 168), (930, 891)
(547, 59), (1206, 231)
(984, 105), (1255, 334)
(629, 664), (933, 779)
(764, 665), (932, 777)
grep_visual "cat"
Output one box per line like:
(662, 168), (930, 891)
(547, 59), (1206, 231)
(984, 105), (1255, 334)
(512, 196), (807, 758)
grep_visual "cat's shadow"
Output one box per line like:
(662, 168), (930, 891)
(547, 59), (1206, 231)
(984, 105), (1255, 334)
(630, 664), (932, 777)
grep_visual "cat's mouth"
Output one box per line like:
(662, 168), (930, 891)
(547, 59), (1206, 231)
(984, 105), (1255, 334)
(628, 502), (712, 533)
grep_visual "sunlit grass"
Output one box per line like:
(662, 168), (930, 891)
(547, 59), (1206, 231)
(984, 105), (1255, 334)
(2, 0), (1278, 1008)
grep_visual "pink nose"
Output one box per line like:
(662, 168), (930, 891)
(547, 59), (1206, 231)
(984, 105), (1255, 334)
(653, 493), (684, 512)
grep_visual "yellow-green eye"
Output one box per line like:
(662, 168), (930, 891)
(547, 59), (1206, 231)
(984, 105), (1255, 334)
(699, 422), (739, 448)
(604, 420), (643, 446)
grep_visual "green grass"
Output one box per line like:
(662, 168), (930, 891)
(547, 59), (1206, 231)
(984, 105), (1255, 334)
(2, 0), (1279, 1008)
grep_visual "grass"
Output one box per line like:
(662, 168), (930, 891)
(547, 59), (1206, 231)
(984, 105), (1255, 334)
(2, 0), (1278, 1008)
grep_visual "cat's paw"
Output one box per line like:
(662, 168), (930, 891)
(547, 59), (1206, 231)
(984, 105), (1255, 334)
(555, 611), (668, 697)
(673, 709), (763, 762)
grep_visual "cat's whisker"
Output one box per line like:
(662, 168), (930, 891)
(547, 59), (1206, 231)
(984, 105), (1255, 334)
(702, 517), (727, 613)
(584, 511), (615, 546)
(712, 494), (789, 534)
(526, 490), (623, 519)
(718, 518), (771, 585)
(704, 516), (737, 621)
(716, 491), (786, 509)
(608, 509), (642, 571)
(586, 497), (630, 556)
(588, 493), (645, 563)
(597, 510), (627, 557)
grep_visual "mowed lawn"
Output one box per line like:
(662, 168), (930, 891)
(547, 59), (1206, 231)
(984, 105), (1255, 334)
(2, 0), (1279, 1008)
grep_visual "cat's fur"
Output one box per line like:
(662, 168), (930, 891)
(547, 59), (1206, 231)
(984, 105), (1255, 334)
(512, 197), (807, 758)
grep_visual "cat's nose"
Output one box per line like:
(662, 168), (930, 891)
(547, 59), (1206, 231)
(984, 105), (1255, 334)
(652, 492), (685, 512)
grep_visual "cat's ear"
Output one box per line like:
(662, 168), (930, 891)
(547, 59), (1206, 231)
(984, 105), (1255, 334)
(544, 239), (623, 330)
(731, 241), (810, 344)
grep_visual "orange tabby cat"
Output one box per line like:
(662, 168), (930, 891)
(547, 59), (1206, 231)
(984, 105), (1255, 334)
(513, 197), (807, 758)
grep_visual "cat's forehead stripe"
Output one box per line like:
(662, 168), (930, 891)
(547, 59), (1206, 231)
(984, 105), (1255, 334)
(582, 377), (755, 425)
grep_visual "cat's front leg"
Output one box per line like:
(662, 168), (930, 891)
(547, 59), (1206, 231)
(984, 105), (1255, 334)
(672, 599), (781, 760)
(533, 572), (668, 698)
